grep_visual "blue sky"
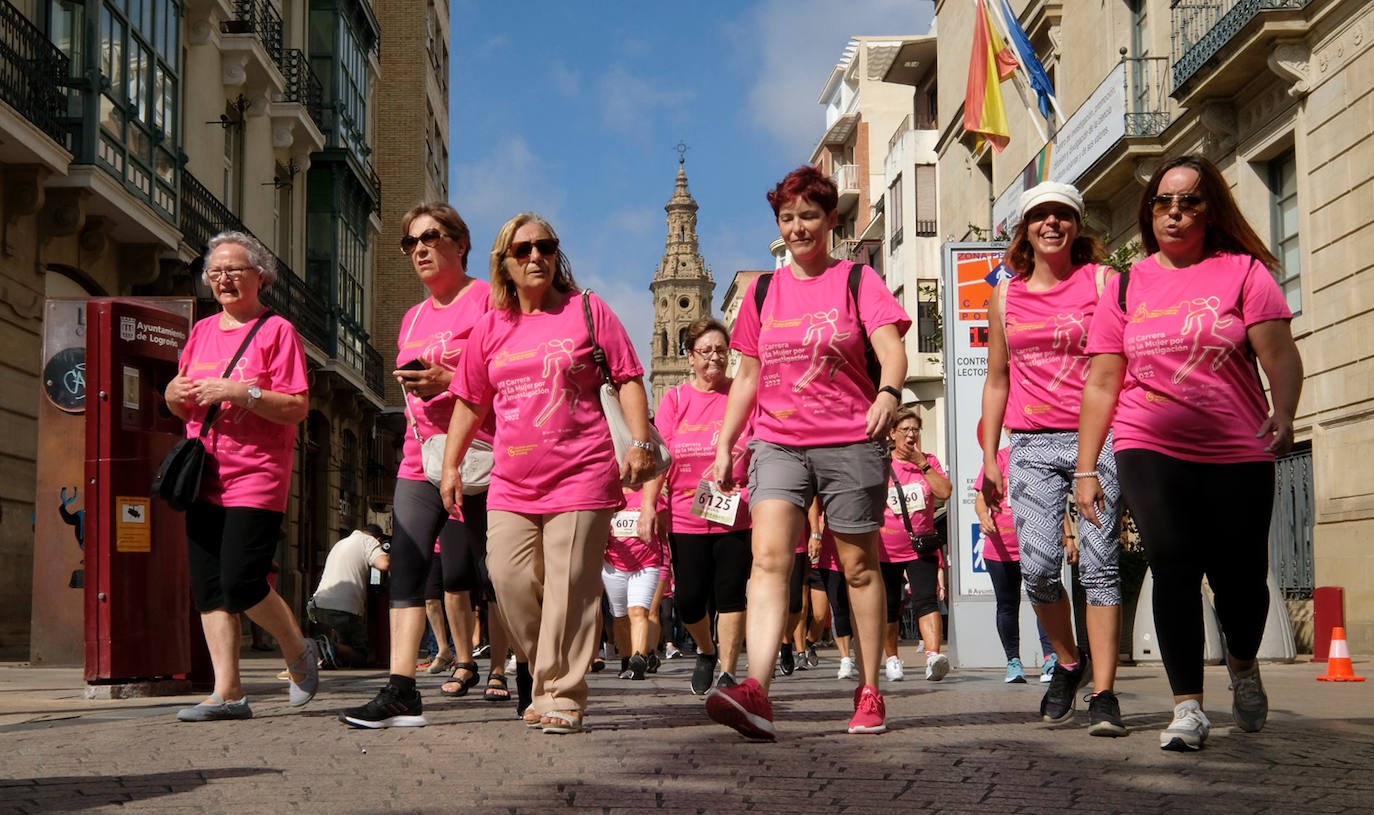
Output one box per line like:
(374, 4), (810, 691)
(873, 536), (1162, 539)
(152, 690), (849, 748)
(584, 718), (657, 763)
(449, 0), (935, 366)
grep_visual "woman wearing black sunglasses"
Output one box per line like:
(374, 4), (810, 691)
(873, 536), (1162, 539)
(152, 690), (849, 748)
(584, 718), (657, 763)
(439, 212), (654, 735)
(1077, 155), (1303, 752)
(338, 202), (511, 728)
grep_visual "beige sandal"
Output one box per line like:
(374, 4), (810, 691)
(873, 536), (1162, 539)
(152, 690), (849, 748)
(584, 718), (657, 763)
(541, 709), (583, 734)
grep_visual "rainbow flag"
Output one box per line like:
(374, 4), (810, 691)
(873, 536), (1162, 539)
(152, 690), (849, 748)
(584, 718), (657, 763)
(964, 0), (1018, 153)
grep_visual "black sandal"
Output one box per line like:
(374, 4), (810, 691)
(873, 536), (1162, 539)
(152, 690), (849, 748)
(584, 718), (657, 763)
(483, 673), (510, 702)
(440, 662), (480, 697)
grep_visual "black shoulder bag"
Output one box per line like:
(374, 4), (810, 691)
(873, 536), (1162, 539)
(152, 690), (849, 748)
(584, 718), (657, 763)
(889, 461), (944, 556)
(152, 311), (274, 511)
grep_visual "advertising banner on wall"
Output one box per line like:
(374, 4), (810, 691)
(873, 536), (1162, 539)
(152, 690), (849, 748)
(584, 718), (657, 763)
(941, 243), (1011, 599)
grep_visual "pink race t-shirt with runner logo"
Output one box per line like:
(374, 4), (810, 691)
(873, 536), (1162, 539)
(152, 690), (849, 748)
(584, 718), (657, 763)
(1003, 264), (1106, 430)
(605, 488), (668, 572)
(973, 447), (1019, 561)
(180, 314), (308, 512)
(1086, 252), (1292, 463)
(732, 261), (911, 446)
(450, 291), (642, 514)
(656, 381), (752, 534)
(396, 280), (494, 483)
(879, 455), (945, 564)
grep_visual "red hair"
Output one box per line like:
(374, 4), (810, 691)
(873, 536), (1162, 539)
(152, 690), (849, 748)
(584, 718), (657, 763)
(767, 166), (838, 217)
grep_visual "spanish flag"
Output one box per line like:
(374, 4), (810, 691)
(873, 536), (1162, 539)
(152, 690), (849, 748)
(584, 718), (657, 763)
(964, 0), (1018, 153)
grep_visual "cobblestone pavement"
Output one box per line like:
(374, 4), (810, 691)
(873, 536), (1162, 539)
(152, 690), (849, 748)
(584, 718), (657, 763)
(1, 651), (1372, 814)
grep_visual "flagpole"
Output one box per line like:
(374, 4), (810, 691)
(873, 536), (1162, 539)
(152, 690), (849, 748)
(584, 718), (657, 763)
(986, 0), (1067, 128)
(980, 0), (1048, 143)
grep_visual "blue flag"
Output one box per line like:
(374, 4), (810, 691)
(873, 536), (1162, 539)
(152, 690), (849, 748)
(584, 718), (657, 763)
(1000, 0), (1056, 120)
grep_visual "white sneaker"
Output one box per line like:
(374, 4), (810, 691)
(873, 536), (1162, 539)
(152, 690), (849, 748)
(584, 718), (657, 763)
(836, 656), (858, 680)
(1160, 699), (1211, 751)
(925, 652), (950, 682)
(885, 655), (905, 682)
(504, 652), (517, 673)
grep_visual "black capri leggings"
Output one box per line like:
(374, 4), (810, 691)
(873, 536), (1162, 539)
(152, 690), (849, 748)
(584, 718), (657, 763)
(788, 552), (808, 615)
(880, 558), (940, 624)
(668, 530), (752, 624)
(1115, 449), (1274, 696)
(186, 503), (283, 613)
(822, 568), (852, 639)
(390, 478), (485, 608)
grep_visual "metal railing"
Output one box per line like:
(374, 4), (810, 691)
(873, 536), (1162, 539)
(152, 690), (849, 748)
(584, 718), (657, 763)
(223, 0), (283, 65)
(1270, 446), (1315, 600)
(180, 170), (246, 252)
(832, 163), (859, 192)
(1171, 0), (1312, 92)
(363, 342), (385, 395)
(914, 220), (937, 236)
(0, 0), (70, 145)
(1124, 56), (1173, 137)
(278, 48), (324, 132)
(832, 238), (861, 262)
(364, 158), (381, 215)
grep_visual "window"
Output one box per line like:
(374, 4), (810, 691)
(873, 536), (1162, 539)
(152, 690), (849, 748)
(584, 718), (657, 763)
(888, 174), (904, 249)
(1269, 150), (1301, 315)
(914, 164), (936, 236)
(310, 2), (376, 159)
(916, 279), (941, 353)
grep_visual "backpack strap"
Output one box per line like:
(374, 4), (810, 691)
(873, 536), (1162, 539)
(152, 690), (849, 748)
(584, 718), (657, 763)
(752, 272), (773, 317)
(1116, 267), (1131, 314)
(846, 262), (882, 389)
(996, 277), (1011, 358)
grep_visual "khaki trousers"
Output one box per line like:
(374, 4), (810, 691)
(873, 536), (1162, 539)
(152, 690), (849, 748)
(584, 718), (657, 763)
(486, 508), (613, 713)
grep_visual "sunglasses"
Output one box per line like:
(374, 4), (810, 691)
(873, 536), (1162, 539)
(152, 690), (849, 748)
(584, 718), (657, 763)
(1150, 194), (1206, 214)
(400, 228), (454, 255)
(509, 238), (559, 261)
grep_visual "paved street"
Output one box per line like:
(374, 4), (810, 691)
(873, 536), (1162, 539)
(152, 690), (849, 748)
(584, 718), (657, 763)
(2, 651), (1372, 814)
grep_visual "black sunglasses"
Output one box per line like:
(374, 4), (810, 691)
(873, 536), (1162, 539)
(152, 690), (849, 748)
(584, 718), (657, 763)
(400, 228), (453, 255)
(509, 238), (559, 261)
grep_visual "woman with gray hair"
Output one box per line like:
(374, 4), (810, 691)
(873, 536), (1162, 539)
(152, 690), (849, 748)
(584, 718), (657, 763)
(164, 231), (314, 721)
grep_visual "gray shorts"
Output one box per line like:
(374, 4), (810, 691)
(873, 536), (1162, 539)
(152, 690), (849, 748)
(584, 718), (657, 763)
(747, 439), (888, 534)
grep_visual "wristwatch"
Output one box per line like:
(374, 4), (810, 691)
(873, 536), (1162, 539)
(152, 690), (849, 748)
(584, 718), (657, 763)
(245, 385), (262, 410)
(920, 462), (932, 473)
(879, 385), (901, 401)
(630, 439), (654, 451)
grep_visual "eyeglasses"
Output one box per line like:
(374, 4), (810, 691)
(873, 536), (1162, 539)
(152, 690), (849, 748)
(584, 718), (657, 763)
(400, 228), (454, 255)
(205, 267), (255, 283)
(895, 426), (921, 437)
(1150, 194), (1206, 215)
(509, 238), (559, 260)
(692, 348), (729, 359)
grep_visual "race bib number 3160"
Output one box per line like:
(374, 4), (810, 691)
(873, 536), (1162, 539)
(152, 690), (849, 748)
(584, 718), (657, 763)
(887, 483), (926, 516)
(691, 480), (740, 526)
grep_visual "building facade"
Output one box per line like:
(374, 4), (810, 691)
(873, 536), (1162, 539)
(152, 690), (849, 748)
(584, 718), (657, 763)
(0, 0), (410, 655)
(648, 159), (714, 407)
(933, 0), (1369, 651)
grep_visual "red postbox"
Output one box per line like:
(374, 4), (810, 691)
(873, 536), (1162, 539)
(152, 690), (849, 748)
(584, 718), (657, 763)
(83, 298), (195, 683)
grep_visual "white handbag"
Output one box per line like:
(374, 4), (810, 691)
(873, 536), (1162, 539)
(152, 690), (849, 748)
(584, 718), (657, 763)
(421, 434), (493, 495)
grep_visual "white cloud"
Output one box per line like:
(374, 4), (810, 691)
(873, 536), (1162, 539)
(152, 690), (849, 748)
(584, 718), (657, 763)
(550, 58), (582, 97)
(598, 66), (695, 136)
(451, 137), (567, 245)
(727, 0), (933, 159)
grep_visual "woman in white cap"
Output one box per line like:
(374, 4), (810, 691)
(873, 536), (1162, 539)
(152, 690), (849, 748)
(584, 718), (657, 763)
(980, 181), (1127, 737)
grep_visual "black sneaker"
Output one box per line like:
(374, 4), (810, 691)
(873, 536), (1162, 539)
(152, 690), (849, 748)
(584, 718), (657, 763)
(1040, 651), (1090, 723)
(779, 644), (795, 676)
(646, 652), (661, 674)
(629, 653), (648, 680)
(1087, 689), (1128, 736)
(691, 652), (719, 695)
(339, 684), (427, 729)
(716, 671), (737, 689)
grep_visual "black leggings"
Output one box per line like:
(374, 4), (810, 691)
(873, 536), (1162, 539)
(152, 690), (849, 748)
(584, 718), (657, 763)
(390, 479), (485, 608)
(880, 558), (939, 624)
(1116, 449), (1274, 696)
(668, 530), (752, 624)
(788, 553), (808, 615)
(822, 568), (852, 639)
(186, 503), (283, 613)
(985, 558), (1053, 661)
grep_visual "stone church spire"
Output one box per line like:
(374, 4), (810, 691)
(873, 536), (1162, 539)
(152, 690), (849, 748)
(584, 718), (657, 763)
(649, 153), (715, 407)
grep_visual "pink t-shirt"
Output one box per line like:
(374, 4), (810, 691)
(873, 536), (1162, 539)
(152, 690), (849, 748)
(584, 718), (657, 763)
(973, 447), (1019, 561)
(449, 291), (643, 513)
(1003, 264), (1106, 430)
(656, 381), (752, 534)
(396, 281), (494, 483)
(733, 261), (911, 446)
(180, 313), (308, 512)
(879, 455), (946, 563)
(1086, 253), (1292, 463)
(605, 488), (668, 572)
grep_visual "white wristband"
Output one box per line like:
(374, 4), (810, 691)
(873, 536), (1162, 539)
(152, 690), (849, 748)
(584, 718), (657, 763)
(1072, 471), (1099, 480)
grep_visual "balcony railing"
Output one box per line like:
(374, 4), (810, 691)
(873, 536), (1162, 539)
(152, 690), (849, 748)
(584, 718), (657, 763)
(180, 170), (246, 252)
(833, 238), (861, 262)
(364, 158), (381, 215)
(223, 0), (283, 65)
(0, 0), (70, 145)
(278, 47), (324, 132)
(1124, 56), (1172, 137)
(832, 163), (859, 192)
(1171, 0), (1312, 92)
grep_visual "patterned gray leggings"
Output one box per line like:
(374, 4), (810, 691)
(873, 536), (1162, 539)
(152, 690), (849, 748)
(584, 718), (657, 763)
(1008, 430), (1122, 607)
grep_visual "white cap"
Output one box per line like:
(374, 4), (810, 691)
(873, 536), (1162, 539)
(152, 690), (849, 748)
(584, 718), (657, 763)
(1019, 181), (1084, 220)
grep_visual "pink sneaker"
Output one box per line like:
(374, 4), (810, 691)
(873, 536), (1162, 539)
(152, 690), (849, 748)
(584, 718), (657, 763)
(847, 685), (887, 734)
(705, 677), (775, 740)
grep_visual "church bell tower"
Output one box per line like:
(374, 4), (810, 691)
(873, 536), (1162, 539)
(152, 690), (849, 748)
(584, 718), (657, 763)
(649, 151), (714, 407)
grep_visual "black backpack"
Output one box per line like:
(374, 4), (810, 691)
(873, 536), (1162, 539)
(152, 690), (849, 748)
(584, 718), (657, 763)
(752, 262), (882, 388)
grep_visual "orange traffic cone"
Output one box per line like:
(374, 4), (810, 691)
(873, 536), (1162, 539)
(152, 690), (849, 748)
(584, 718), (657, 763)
(1317, 627), (1366, 682)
